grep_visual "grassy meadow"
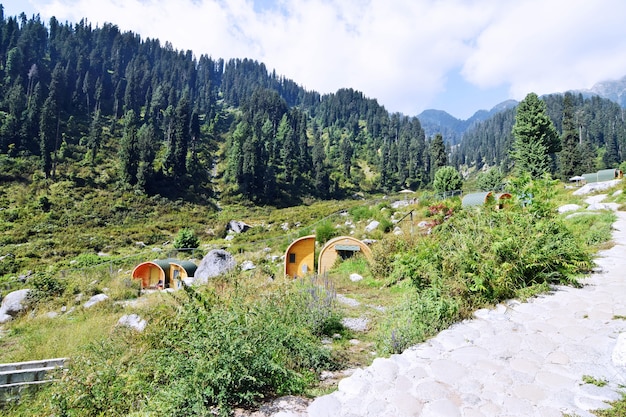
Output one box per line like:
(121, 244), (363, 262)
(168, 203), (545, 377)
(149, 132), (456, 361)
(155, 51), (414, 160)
(0, 167), (624, 415)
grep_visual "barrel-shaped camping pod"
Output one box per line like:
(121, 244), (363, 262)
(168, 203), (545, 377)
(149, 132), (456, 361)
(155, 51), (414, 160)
(284, 235), (316, 278)
(461, 192), (492, 208)
(132, 259), (197, 289)
(317, 236), (373, 274)
(582, 168), (623, 184)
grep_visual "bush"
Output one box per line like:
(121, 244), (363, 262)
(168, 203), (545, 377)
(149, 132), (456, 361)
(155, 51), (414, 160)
(348, 206), (373, 222)
(315, 220), (336, 245)
(433, 166), (463, 193)
(379, 287), (460, 354)
(47, 281), (339, 417)
(28, 273), (66, 303)
(173, 228), (199, 249)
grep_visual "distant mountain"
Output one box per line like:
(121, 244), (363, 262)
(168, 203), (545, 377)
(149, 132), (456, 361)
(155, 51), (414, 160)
(418, 99), (518, 145)
(572, 76), (626, 108)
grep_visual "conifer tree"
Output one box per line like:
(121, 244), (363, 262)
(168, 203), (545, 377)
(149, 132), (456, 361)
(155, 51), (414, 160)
(558, 93), (582, 179)
(429, 133), (447, 180)
(119, 110), (139, 185)
(39, 95), (57, 179)
(511, 92), (560, 178)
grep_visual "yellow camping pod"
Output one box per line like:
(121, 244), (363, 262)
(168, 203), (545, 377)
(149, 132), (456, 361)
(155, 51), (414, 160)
(284, 235), (316, 278)
(317, 236), (373, 274)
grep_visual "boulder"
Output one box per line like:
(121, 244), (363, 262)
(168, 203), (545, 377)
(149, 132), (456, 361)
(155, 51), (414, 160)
(391, 200), (409, 209)
(194, 249), (237, 284)
(365, 220), (380, 233)
(227, 220), (251, 234)
(117, 314), (147, 332)
(241, 260), (256, 271)
(84, 294), (109, 308)
(558, 204), (581, 213)
(573, 180), (621, 195)
(0, 289), (31, 322)
(349, 273), (363, 282)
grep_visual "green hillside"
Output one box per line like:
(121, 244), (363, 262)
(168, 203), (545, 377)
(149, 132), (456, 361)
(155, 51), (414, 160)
(0, 7), (625, 417)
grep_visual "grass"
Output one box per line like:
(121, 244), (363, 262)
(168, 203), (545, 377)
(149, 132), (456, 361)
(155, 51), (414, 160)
(0, 174), (624, 415)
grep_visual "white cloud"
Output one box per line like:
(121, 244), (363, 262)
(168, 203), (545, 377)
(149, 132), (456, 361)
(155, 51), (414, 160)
(22, 0), (626, 117)
(463, 0), (626, 100)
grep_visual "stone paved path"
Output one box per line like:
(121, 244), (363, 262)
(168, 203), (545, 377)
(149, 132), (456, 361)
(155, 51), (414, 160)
(302, 206), (626, 417)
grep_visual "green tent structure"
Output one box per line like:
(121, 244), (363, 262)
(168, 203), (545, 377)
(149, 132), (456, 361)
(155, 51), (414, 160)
(582, 169), (623, 184)
(462, 192), (492, 208)
(132, 258), (197, 289)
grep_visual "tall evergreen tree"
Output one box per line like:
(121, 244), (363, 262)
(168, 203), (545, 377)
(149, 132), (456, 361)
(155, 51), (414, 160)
(136, 121), (157, 190)
(39, 95), (57, 178)
(119, 109), (139, 186)
(558, 93), (582, 179)
(311, 126), (330, 198)
(172, 95), (191, 178)
(429, 133), (447, 180)
(511, 92), (560, 178)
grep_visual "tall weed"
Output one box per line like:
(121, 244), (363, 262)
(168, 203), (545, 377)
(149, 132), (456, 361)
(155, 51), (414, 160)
(41, 280), (339, 417)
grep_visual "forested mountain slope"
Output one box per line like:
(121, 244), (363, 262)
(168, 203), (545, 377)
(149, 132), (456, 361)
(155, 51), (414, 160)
(452, 93), (626, 177)
(0, 10), (446, 207)
(0, 8), (624, 206)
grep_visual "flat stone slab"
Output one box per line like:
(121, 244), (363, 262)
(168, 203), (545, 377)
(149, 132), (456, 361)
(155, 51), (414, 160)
(304, 208), (626, 417)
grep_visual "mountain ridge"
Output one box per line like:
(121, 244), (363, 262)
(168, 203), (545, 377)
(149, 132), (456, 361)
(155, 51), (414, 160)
(419, 73), (626, 144)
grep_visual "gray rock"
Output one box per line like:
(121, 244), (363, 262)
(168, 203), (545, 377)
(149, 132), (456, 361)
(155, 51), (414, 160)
(573, 180), (621, 195)
(391, 200), (409, 209)
(365, 220), (380, 233)
(349, 273), (363, 282)
(241, 260), (256, 271)
(228, 220), (251, 234)
(558, 204), (581, 213)
(84, 293), (109, 308)
(337, 294), (360, 307)
(194, 249), (237, 284)
(341, 317), (369, 332)
(117, 314), (147, 332)
(0, 289), (31, 320)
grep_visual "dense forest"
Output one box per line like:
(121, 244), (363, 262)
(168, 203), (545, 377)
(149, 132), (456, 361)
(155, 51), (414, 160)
(0, 8), (625, 207)
(0, 9), (442, 206)
(453, 93), (626, 179)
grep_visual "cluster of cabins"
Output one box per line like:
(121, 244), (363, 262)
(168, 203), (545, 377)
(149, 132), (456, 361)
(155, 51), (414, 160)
(131, 235), (374, 288)
(133, 167), (624, 287)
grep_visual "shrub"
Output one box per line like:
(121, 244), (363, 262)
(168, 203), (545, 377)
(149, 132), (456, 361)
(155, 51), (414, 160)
(348, 206), (373, 222)
(315, 220), (336, 245)
(47, 280), (339, 417)
(378, 287), (461, 354)
(173, 228), (199, 249)
(433, 166), (463, 193)
(28, 273), (66, 303)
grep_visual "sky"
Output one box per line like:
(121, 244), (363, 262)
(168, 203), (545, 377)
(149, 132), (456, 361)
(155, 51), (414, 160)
(3, 0), (626, 120)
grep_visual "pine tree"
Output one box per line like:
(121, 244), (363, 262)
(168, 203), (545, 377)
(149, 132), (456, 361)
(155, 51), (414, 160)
(39, 95), (57, 178)
(136, 122), (157, 190)
(119, 110), (139, 186)
(511, 92), (560, 178)
(311, 127), (330, 198)
(429, 133), (447, 180)
(558, 93), (582, 179)
(172, 95), (190, 178)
